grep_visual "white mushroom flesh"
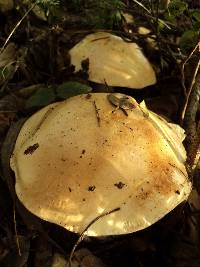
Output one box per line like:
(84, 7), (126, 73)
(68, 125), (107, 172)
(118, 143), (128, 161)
(69, 32), (156, 89)
(10, 93), (191, 236)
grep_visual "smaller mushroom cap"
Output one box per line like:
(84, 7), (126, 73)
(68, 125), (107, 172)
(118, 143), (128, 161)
(10, 93), (191, 236)
(69, 32), (156, 89)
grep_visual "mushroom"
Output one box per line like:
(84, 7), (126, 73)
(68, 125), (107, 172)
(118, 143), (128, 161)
(138, 27), (158, 49)
(69, 32), (156, 89)
(10, 93), (191, 236)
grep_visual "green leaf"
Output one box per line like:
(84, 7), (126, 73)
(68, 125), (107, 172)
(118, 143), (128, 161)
(193, 21), (200, 31)
(180, 30), (199, 51)
(25, 86), (56, 108)
(56, 81), (92, 99)
(164, 0), (188, 24)
(192, 9), (200, 22)
(168, 0), (188, 17)
(35, 0), (60, 8)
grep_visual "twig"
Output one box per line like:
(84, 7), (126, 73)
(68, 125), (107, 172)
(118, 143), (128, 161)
(181, 57), (200, 124)
(183, 73), (200, 179)
(68, 207), (120, 267)
(0, 3), (36, 54)
(130, 0), (171, 28)
(131, 0), (150, 13)
(181, 40), (200, 99)
(180, 42), (200, 180)
(13, 205), (21, 256)
(93, 100), (101, 127)
(191, 122), (200, 171)
(186, 121), (200, 179)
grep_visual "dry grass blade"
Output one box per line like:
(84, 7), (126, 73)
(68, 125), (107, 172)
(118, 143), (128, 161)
(13, 205), (21, 256)
(181, 40), (200, 123)
(130, 0), (171, 28)
(182, 59), (200, 124)
(131, 0), (150, 13)
(68, 207), (120, 267)
(0, 3), (36, 54)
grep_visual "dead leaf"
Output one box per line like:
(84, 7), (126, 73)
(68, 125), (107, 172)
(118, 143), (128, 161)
(52, 249), (107, 267)
(0, 0), (13, 12)
(0, 43), (16, 68)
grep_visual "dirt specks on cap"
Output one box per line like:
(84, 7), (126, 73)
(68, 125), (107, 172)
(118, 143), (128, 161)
(24, 143), (39, 155)
(88, 185), (96, 191)
(114, 182), (125, 189)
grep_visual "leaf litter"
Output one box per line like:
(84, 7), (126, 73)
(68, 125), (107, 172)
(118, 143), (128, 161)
(0, 1), (200, 267)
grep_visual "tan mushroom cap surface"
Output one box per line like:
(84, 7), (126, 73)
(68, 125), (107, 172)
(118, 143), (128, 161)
(69, 32), (156, 89)
(10, 93), (191, 236)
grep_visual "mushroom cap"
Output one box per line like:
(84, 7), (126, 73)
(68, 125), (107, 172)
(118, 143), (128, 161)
(69, 32), (156, 89)
(10, 93), (191, 236)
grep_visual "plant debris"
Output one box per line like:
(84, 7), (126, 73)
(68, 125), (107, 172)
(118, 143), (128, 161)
(0, 1), (200, 267)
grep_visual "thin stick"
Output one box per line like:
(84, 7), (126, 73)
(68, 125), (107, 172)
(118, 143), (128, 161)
(13, 205), (21, 256)
(131, 0), (150, 13)
(181, 56), (200, 124)
(131, 0), (171, 28)
(0, 3), (36, 54)
(181, 40), (200, 98)
(186, 121), (200, 179)
(191, 122), (200, 171)
(68, 207), (120, 267)
(93, 100), (101, 127)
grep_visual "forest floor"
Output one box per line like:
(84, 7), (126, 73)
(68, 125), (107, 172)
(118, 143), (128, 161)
(0, 1), (199, 267)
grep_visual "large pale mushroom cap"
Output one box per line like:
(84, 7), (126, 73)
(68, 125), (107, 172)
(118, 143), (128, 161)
(10, 93), (191, 236)
(69, 32), (156, 89)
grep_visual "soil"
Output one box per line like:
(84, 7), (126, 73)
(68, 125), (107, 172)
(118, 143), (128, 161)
(0, 1), (199, 267)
